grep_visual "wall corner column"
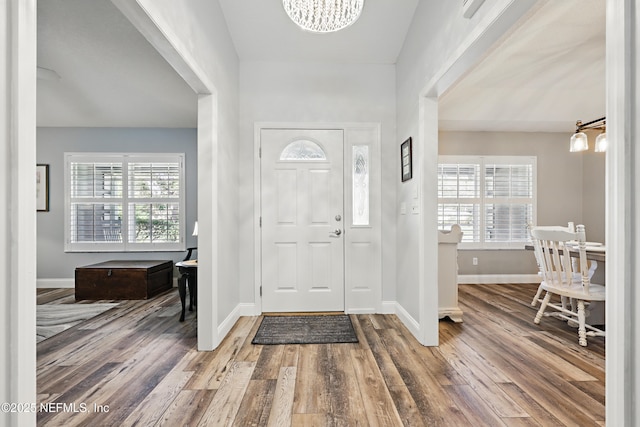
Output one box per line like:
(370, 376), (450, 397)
(418, 96), (439, 346)
(605, 0), (638, 424)
(197, 93), (219, 351)
(1, 0), (38, 425)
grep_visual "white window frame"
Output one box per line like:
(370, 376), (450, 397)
(438, 155), (537, 249)
(64, 152), (186, 252)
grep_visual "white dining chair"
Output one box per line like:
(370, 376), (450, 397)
(530, 224), (605, 346)
(529, 224), (572, 308)
(529, 223), (597, 308)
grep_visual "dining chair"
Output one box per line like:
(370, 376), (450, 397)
(529, 223), (597, 308)
(529, 224), (571, 307)
(530, 224), (605, 346)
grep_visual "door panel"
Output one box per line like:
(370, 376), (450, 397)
(261, 129), (344, 312)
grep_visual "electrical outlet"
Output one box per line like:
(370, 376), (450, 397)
(472, 257), (478, 266)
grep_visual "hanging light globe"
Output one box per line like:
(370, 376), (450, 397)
(283, 0), (364, 33)
(594, 131), (608, 152)
(569, 131), (589, 152)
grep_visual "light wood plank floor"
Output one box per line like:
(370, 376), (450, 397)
(36, 284), (605, 426)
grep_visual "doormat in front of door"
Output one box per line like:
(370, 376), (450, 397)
(251, 315), (359, 345)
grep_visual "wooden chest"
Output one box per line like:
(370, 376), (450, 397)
(75, 260), (173, 301)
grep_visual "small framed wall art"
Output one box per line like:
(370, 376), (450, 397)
(401, 137), (412, 182)
(36, 164), (50, 212)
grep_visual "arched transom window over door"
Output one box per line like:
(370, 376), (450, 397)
(279, 139), (327, 161)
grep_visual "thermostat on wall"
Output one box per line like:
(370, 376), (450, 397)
(463, 0), (485, 18)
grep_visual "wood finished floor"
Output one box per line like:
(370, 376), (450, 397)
(36, 284), (605, 426)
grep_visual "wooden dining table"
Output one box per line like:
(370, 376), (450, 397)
(524, 244), (606, 263)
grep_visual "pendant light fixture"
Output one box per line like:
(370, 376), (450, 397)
(569, 124), (589, 152)
(282, 0), (364, 33)
(594, 129), (608, 152)
(569, 117), (606, 152)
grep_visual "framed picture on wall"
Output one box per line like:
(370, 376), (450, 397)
(401, 137), (412, 182)
(36, 164), (49, 212)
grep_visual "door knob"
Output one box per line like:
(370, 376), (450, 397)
(329, 229), (342, 237)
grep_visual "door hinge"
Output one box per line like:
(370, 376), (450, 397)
(259, 216), (262, 227)
(260, 286), (262, 297)
(259, 147), (262, 158)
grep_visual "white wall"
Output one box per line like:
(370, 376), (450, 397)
(581, 145), (606, 243)
(1, 1), (37, 425)
(36, 127), (198, 283)
(395, 0), (538, 340)
(439, 130), (606, 276)
(5, 1), (638, 424)
(396, 0), (524, 323)
(111, 0), (240, 344)
(238, 61), (397, 305)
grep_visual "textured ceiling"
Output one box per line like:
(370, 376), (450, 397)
(439, 0), (605, 132)
(36, 0), (605, 132)
(37, 0), (197, 128)
(217, 0), (419, 64)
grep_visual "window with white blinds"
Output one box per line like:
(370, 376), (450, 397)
(438, 156), (536, 249)
(64, 153), (185, 252)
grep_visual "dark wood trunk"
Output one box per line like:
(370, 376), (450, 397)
(75, 260), (173, 300)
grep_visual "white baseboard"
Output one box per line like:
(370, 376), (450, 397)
(231, 304), (381, 317)
(393, 302), (420, 339)
(237, 303), (260, 317)
(346, 308), (378, 315)
(439, 307), (464, 323)
(218, 304), (243, 341)
(37, 278), (74, 288)
(37, 277), (180, 289)
(458, 274), (540, 284)
(380, 301), (396, 314)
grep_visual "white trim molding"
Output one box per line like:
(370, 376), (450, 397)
(380, 301), (396, 314)
(458, 274), (540, 284)
(217, 304), (242, 342)
(237, 303), (260, 317)
(3, 1), (38, 425)
(394, 302), (421, 339)
(605, 0), (637, 424)
(36, 279), (75, 289)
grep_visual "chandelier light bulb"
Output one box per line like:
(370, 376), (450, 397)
(283, 0), (364, 33)
(594, 131), (607, 153)
(569, 131), (589, 152)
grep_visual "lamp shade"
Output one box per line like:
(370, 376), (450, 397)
(594, 132), (607, 152)
(192, 221), (198, 237)
(569, 132), (589, 152)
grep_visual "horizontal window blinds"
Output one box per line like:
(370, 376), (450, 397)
(65, 153), (185, 252)
(438, 156), (536, 249)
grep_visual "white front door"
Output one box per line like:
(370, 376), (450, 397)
(261, 129), (344, 312)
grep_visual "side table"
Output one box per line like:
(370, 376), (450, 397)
(175, 260), (197, 321)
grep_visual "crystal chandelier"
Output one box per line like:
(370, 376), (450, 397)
(282, 0), (364, 33)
